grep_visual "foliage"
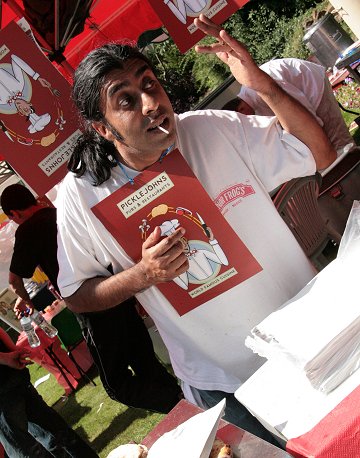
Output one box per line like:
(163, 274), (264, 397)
(333, 78), (360, 131)
(146, 0), (329, 108)
(146, 41), (206, 113)
(333, 79), (360, 110)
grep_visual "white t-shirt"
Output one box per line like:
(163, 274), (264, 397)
(57, 110), (316, 392)
(239, 58), (354, 155)
(239, 58), (325, 122)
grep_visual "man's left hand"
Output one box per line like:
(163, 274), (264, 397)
(194, 14), (273, 94)
(14, 297), (33, 319)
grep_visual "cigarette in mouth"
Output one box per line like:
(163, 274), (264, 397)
(157, 125), (169, 134)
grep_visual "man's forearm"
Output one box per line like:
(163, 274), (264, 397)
(258, 77), (336, 170)
(9, 272), (32, 304)
(192, 16), (336, 170)
(0, 328), (17, 351)
(63, 225), (189, 313)
(64, 263), (153, 313)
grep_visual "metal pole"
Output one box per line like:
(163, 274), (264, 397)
(4, 0), (53, 51)
(54, 0), (60, 51)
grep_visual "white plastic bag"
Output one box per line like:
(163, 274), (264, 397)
(246, 201), (360, 393)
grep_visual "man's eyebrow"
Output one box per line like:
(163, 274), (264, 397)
(107, 64), (152, 99)
(135, 63), (151, 78)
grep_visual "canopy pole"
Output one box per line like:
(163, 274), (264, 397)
(59, 59), (75, 78)
(54, 0), (60, 51)
(4, 0), (53, 51)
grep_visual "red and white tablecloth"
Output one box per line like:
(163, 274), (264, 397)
(16, 302), (93, 394)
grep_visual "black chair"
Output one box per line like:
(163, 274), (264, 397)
(51, 308), (96, 387)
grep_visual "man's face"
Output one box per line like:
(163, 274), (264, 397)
(97, 58), (176, 171)
(15, 99), (33, 116)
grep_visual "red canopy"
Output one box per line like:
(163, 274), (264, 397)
(62, 0), (162, 70)
(0, 0), (162, 162)
(0, 0), (162, 72)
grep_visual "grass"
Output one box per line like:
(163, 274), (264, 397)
(29, 363), (165, 457)
(342, 110), (360, 132)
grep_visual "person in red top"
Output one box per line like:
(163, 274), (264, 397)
(1, 183), (182, 413)
(0, 327), (99, 457)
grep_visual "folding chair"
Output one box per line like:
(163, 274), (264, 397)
(51, 308), (96, 386)
(272, 173), (341, 271)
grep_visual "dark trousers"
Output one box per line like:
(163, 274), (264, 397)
(0, 382), (98, 457)
(196, 388), (283, 448)
(79, 298), (181, 413)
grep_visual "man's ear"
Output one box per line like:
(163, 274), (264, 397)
(92, 121), (115, 142)
(8, 210), (20, 220)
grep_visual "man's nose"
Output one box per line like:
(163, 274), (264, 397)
(141, 92), (159, 116)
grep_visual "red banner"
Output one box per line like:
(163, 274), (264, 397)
(148, 0), (249, 53)
(0, 22), (80, 196)
(92, 149), (262, 316)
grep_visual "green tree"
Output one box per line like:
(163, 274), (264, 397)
(146, 42), (206, 113)
(146, 0), (328, 109)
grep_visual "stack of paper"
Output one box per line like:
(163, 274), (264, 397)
(246, 201), (360, 394)
(147, 399), (226, 458)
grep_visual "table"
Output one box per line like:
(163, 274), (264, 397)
(16, 302), (93, 395)
(286, 382), (360, 457)
(17, 327), (80, 393)
(236, 359), (360, 458)
(335, 42), (360, 84)
(142, 399), (292, 457)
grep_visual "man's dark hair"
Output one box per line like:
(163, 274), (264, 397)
(69, 43), (154, 186)
(221, 97), (241, 112)
(1, 184), (36, 216)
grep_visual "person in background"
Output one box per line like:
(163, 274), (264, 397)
(55, 15), (335, 444)
(1, 184), (58, 314)
(0, 183), (181, 413)
(0, 185), (84, 397)
(223, 57), (356, 156)
(0, 326), (99, 457)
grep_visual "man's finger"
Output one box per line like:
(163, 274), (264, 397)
(174, 263), (189, 277)
(194, 14), (221, 38)
(171, 253), (189, 274)
(142, 226), (162, 249)
(144, 227), (186, 256)
(160, 242), (188, 266)
(219, 29), (251, 61)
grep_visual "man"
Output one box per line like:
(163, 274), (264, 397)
(0, 183), (181, 413)
(1, 184), (59, 311)
(56, 15), (336, 442)
(224, 57), (355, 156)
(0, 326), (98, 457)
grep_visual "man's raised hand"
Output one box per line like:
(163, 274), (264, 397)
(194, 14), (272, 94)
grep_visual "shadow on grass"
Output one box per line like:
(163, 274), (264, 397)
(54, 393), (95, 425)
(91, 407), (149, 453)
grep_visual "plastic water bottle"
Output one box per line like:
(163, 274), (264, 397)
(31, 310), (58, 338)
(20, 315), (40, 348)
